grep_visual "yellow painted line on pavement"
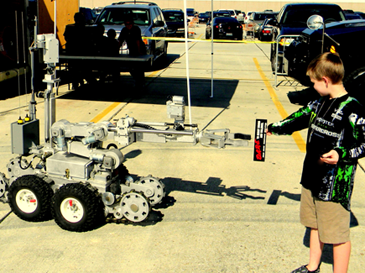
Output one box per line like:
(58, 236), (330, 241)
(90, 102), (121, 123)
(253, 58), (306, 153)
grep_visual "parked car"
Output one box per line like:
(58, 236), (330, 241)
(355, 11), (365, 19)
(95, 1), (168, 62)
(162, 9), (187, 37)
(244, 11), (254, 24)
(218, 9), (238, 20)
(345, 13), (362, 20)
(235, 10), (245, 23)
(186, 8), (196, 21)
(258, 18), (274, 41)
(283, 16), (365, 105)
(247, 11), (277, 38)
(92, 7), (104, 16)
(205, 17), (243, 40)
(212, 11), (231, 18)
(268, 3), (345, 73)
(80, 7), (97, 25)
(198, 12), (211, 23)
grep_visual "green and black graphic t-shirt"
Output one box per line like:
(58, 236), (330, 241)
(268, 94), (365, 210)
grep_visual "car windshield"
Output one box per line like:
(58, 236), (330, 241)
(253, 13), (276, 21)
(186, 9), (194, 16)
(214, 12), (230, 18)
(96, 8), (150, 26)
(282, 7), (345, 26)
(214, 17), (237, 23)
(163, 12), (184, 22)
(220, 10), (234, 15)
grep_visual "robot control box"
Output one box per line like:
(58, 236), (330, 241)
(11, 119), (40, 155)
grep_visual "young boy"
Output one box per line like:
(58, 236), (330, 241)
(267, 52), (365, 273)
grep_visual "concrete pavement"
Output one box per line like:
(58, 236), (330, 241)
(0, 29), (364, 272)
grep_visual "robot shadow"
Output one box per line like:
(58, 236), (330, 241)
(160, 176), (267, 201)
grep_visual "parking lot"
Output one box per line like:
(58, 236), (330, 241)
(0, 25), (365, 272)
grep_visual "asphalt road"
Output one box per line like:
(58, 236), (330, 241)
(0, 26), (364, 273)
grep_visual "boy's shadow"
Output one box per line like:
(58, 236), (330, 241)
(303, 212), (359, 264)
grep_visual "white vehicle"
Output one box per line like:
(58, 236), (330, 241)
(244, 11), (254, 24)
(235, 10), (244, 23)
(218, 9), (237, 20)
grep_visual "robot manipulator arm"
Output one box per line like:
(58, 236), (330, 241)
(50, 120), (124, 170)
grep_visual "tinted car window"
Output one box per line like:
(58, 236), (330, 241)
(214, 17), (238, 23)
(97, 8), (150, 26)
(282, 7), (344, 26)
(187, 9), (195, 16)
(163, 12), (184, 22)
(253, 13), (276, 21)
(220, 10), (234, 16)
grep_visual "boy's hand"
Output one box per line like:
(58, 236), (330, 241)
(320, 150), (339, 165)
(265, 129), (272, 136)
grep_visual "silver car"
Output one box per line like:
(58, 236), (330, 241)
(247, 11), (277, 38)
(95, 1), (168, 62)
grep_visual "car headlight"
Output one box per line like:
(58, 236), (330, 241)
(330, 45), (336, 53)
(279, 38), (294, 46)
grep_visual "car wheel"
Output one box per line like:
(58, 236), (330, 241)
(344, 66), (365, 105)
(161, 41), (168, 58)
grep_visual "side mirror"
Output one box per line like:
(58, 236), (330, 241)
(269, 18), (278, 26)
(307, 15), (324, 30)
(154, 21), (164, 27)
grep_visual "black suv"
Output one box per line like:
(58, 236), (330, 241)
(95, 1), (168, 62)
(284, 17), (365, 105)
(162, 9), (187, 37)
(269, 3), (345, 72)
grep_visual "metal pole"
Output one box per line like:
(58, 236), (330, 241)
(321, 24), (325, 54)
(29, 17), (37, 120)
(210, 0), (214, 98)
(54, 0), (57, 36)
(183, 0), (192, 124)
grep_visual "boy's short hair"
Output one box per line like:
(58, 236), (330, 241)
(306, 52), (345, 84)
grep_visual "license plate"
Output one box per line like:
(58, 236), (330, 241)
(226, 33), (233, 36)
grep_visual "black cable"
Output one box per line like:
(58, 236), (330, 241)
(134, 122), (157, 130)
(19, 155), (37, 170)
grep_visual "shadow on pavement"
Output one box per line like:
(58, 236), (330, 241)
(57, 76), (239, 109)
(161, 176), (266, 200)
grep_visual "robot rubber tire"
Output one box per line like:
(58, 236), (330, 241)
(51, 183), (104, 232)
(8, 175), (54, 222)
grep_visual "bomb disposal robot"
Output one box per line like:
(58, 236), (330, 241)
(0, 33), (250, 232)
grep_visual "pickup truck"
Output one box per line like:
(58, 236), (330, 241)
(269, 3), (346, 73)
(284, 18), (365, 105)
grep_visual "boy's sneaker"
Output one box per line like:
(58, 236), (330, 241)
(291, 265), (320, 273)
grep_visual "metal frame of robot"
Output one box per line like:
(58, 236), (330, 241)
(0, 29), (250, 232)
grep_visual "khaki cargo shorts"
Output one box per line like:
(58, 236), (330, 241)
(300, 186), (350, 244)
